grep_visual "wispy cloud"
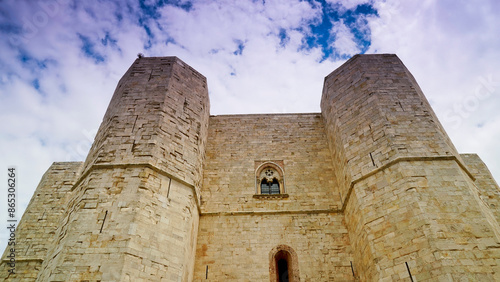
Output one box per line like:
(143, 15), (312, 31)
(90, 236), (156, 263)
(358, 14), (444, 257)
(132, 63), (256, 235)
(329, 19), (360, 56)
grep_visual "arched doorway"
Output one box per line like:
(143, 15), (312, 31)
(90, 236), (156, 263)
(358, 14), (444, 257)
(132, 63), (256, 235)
(269, 245), (299, 282)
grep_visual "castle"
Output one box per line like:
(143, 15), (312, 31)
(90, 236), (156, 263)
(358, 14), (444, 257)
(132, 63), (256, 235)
(2, 54), (500, 281)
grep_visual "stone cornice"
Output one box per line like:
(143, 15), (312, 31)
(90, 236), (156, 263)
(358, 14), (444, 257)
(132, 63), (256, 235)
(200, 155), (475, 217)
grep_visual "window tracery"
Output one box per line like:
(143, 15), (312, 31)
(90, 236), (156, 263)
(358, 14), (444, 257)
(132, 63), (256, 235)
(255, 161), (285, 195)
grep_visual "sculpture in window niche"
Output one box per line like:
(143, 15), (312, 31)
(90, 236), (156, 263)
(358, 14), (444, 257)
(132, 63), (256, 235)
(256, 162), (285, 195)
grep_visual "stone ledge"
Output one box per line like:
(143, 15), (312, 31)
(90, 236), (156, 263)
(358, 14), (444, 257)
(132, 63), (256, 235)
(253, 193), (289, 199)
(201, 208), (339, 217)
(72, 163), (201, 214)
(341, 155), (476, 212)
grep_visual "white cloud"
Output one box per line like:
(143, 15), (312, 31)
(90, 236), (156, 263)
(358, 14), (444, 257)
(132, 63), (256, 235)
(147, 0), (332, 114)
(330, 19), (361, 56)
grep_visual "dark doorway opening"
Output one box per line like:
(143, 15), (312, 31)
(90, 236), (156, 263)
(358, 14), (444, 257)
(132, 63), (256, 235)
(277, 258), (289, 282)
(270, 246), (298, 282)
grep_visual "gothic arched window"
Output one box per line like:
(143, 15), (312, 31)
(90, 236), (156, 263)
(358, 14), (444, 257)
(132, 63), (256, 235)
(255, 162), (285, 195)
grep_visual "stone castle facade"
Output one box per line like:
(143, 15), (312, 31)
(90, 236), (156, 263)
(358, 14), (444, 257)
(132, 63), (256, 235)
(2, 54), (500, 281)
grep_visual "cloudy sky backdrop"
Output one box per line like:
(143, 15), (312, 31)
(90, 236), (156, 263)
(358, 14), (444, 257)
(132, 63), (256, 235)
(1, 0), (499, 249)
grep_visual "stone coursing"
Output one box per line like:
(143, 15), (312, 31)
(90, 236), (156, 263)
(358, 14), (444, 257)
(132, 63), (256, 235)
(0, 162), (83, 281)
(2, 54), (499, 281)
(195, 113), (351, 281)
(322, 54), (500, 280)
(195, 213), (353, 281)
(462, 153), (500, 224)
(200, 113), (340, 214)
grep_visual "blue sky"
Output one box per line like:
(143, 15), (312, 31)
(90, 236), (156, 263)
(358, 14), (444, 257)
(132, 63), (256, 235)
(0, 0), (500, 249)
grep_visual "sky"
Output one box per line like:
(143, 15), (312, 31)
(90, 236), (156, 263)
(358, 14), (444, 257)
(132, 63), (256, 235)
(0, 0), (499, 250)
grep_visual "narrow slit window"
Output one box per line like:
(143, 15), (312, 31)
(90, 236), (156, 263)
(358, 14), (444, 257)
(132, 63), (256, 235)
(270, 246), (298, 282)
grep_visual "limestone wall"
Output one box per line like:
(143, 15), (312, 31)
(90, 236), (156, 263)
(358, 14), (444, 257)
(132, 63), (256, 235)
(0, 162), (83, 281)
(83, 57), (210, 194)
(345, 160), (500, 280)
(194, 213), (353, 281)
(200, 113), (341, 213)
(462, 153), (500, 224)
(194, 113), (354, 280)
(322, 54), (500, 280)
(36, 167), (198, 281)
(321, 54), (462, 193)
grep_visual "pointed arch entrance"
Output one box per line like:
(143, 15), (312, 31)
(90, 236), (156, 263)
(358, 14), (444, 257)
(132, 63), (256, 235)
(269, 245), (299, 282)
